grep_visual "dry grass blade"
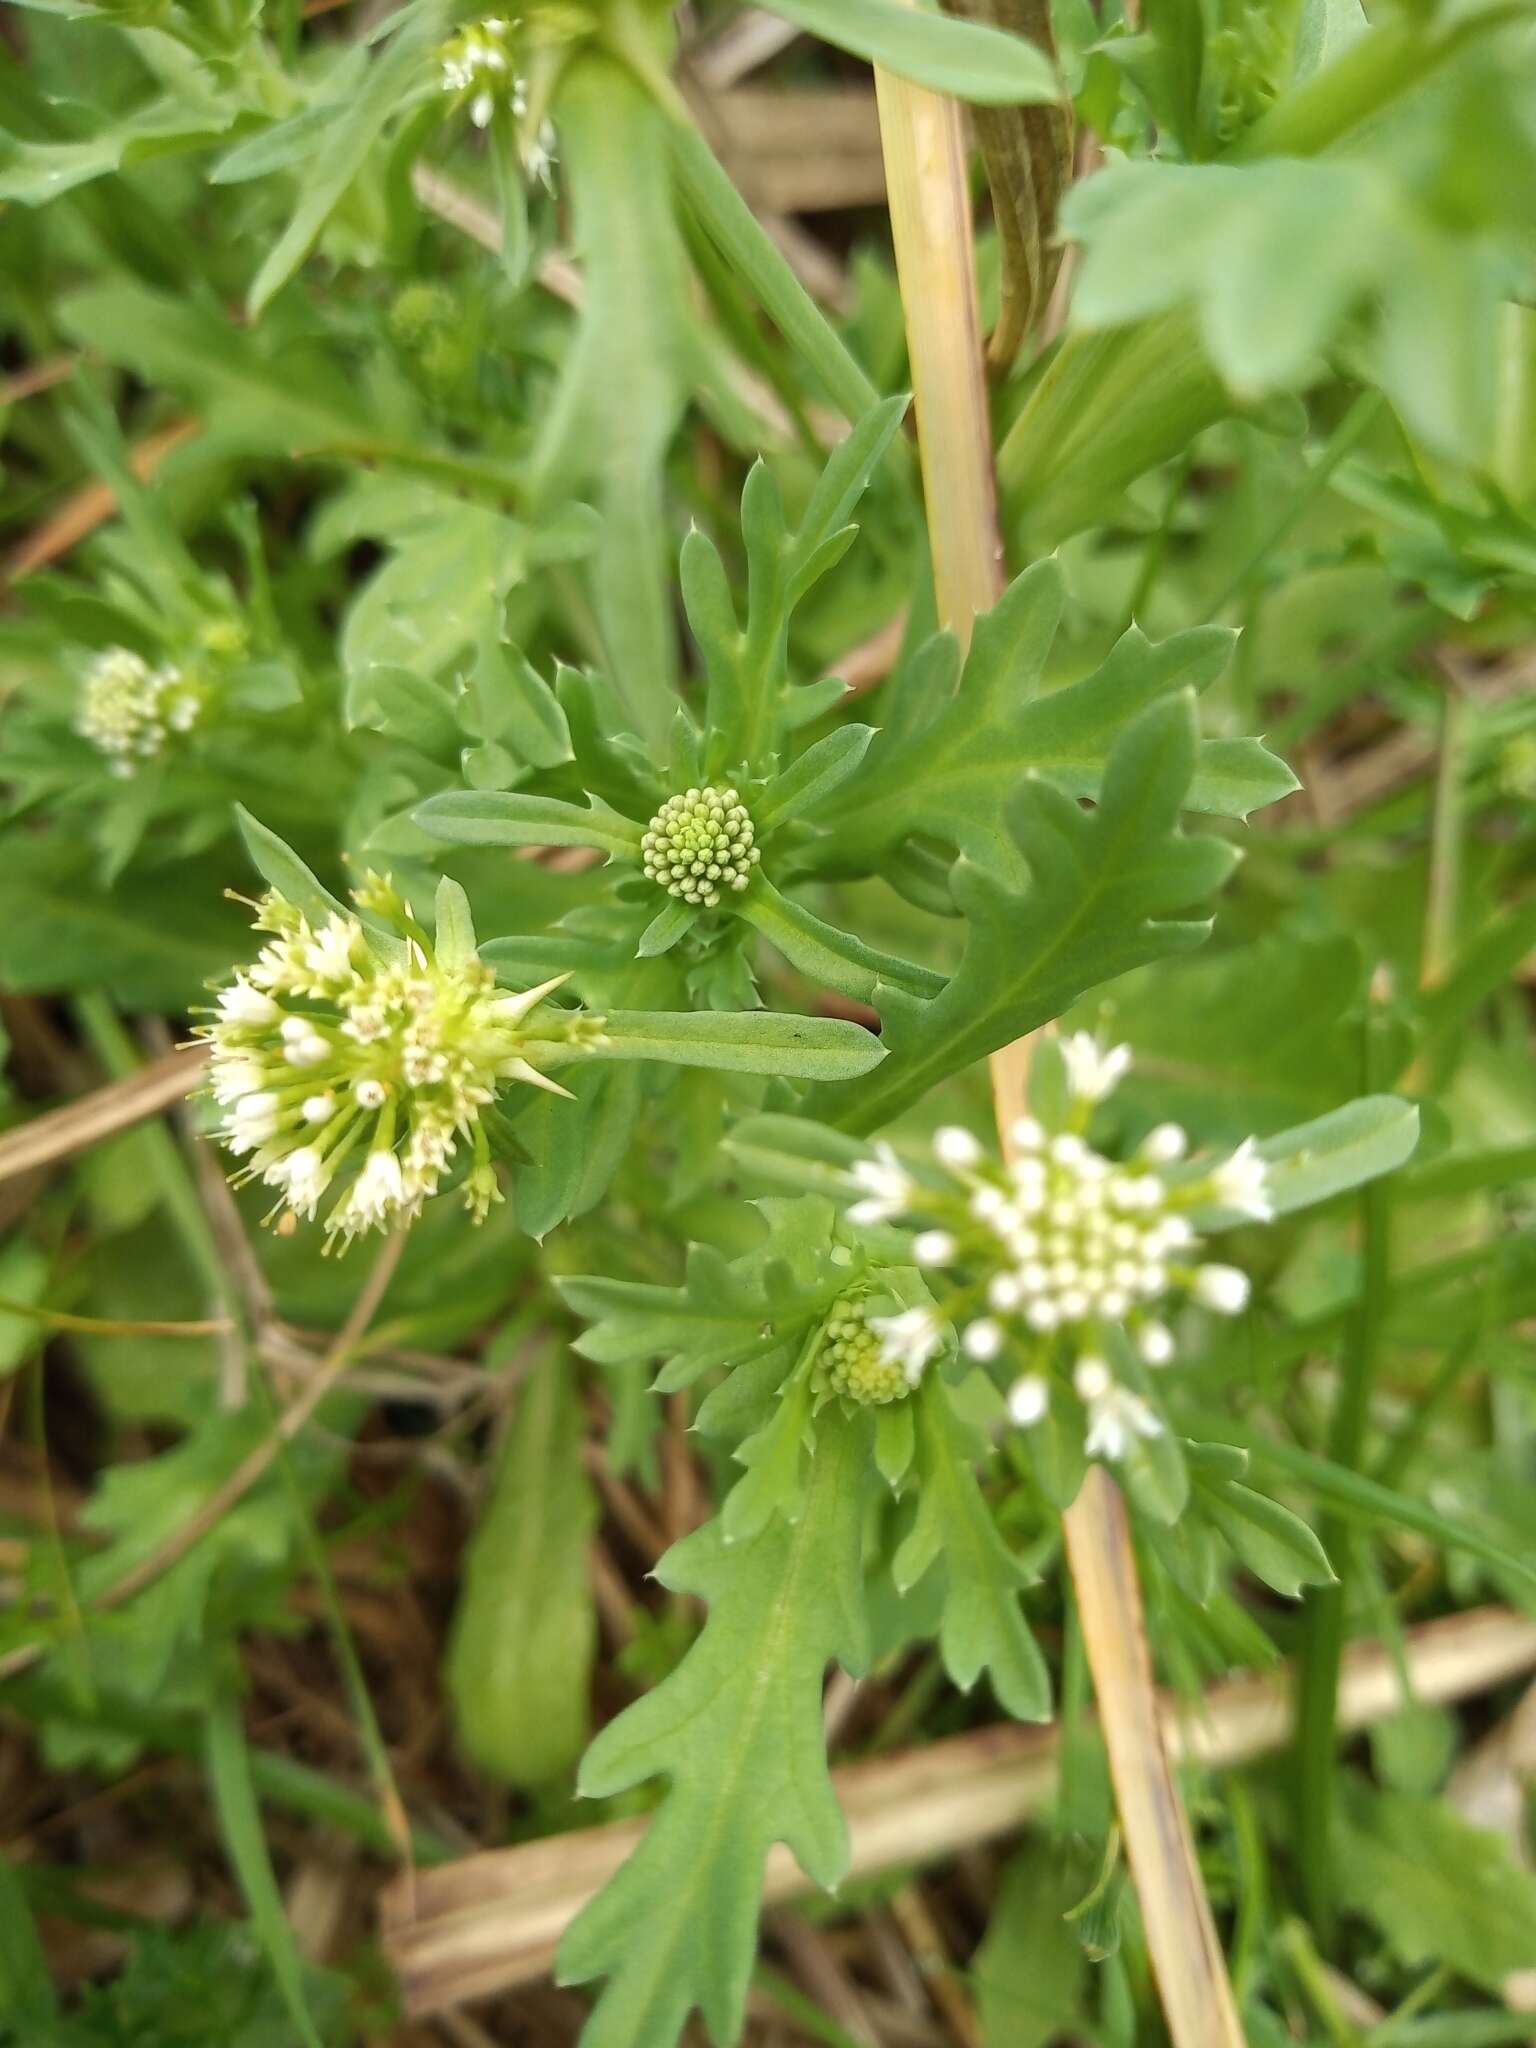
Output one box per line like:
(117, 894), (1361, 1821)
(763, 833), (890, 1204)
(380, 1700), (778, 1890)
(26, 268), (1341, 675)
(1061, 1470), (1246, 2047)
(0, 1044), (208, 1185)
(383, 1606), (1536, 2015)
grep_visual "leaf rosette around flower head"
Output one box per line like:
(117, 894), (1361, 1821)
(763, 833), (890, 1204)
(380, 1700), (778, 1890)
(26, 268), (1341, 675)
(198, 879), (606, 1247)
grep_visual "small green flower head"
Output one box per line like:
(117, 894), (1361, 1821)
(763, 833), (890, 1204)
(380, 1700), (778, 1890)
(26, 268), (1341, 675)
(76, 647), (205, 776)
(199, 881), (605, 1247)
(438, 16), (526, 128)
(814, 1291), (911, 1408)
(641, 786), (761, 909)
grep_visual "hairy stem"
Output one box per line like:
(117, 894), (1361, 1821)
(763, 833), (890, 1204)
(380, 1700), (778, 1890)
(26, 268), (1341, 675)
(872, 32), (1246, 2048)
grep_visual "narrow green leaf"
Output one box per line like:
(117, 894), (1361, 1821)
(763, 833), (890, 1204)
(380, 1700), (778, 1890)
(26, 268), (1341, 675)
(637, 896), (699, 957)
(668, 121), (884, 427)
(763, 0), (1060, 105)
(432, 875), (476, 971)
(580, 1009), (885, 1081)
(1190, 1096), (1419, 1224)
(0, 1851), (58, 2026)
(413, 790), (644, 859)
(755, 725), (877, 831)
(205, 1687), (325, 2048)
(1201, 1426), (1536, 1599)
(235, 807), (351, 930)
(1199, 1479), (1335, 1597)
(738, 879), (945, 1004)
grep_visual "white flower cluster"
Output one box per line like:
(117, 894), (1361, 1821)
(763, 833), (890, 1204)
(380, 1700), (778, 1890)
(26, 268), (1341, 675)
(438, 16), (526, 128)
(76, 647), (203, 776)
(200, 884), (605, 1247)
(843, 1034), (1274, 1467)
(641, 786), (761, 909)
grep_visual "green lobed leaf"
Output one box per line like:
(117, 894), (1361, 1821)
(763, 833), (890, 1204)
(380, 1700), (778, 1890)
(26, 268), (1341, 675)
(762, 0), (1060, 105)
(893, 1378), (1051, 1721)
(412, 790), (644, 859)
(1333, 1773), (1536, 1991)
(557, 1410), (874, 2048)
(446, 1355), (597, 1786)
(818, 562), (1293, 873)
(816, 694), (1236, 1133)
(346, 663), (461, 756)
(461, 638), (574, 771)
(1195, 1475), (1335, 1598)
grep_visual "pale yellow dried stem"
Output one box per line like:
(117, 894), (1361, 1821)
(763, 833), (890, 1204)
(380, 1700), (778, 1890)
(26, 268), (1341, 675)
(873, 35), (1245, 2048)
(0, 1044), (209, 1185)
(872, 68), (1005, 638)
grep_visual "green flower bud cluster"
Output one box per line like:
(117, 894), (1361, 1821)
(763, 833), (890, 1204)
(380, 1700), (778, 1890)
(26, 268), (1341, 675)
(814, 1291), (911, 1408)
(641, 786), (760, 909)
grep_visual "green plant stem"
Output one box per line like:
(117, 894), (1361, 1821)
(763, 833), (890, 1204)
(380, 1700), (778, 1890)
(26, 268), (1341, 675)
(1277, 1918), (1363, 2048)
(1119, 447), (1195, 635)
(1421, 677), (1467, 991)
(1293, 980), (1396, 1933)
(1204, 390), (1382, 620)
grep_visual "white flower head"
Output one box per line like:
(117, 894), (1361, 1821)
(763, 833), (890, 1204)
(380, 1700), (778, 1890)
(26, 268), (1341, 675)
(216, 978), (278, 1027)
(1194, 1264), (1251, 1315)
(933, 1125), (982, 1171)
(76, 647), (204, 770)
(1060, 1032), (1132, 1106)
(1141, 1122), (1187, 1165)
(848, 1142), (913, 1227)
(870, 1305), (946, 1386)
(1211, 1136), (1274, 1221)
(1138, 1320), (1175, 1367)
(961, 1318), (1004, 1362)
(912, 1229), (957, 1268)
(201, 882), (604, 1240)
(1083, 1381), (1164, 1462)
(269, 1146), (330, 1220)
(1007, 1373), (1049, 1426)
